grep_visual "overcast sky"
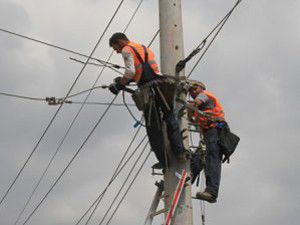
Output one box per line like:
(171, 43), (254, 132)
(0, 0), (299, 225)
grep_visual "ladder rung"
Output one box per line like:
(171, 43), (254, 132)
(159, 193), (168, 199)
(152, 172), (164, 176)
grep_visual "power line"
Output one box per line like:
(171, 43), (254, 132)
(187, 0), (242, 78)
(85, 140), (149, 225)
(122, 90), (145, 126)
(0, 92), (45, 102)
(0, 28), (124, 71)
(0, 90), (137, 107)
(20, 95), (118, 225)
(104, 149), (151, 225)
(74, 123), (145, 225)
(16, 0), (145, 223)
(98, 142), (149, 225)
(1, 0), (126, 214)
(69, 57), (124, 75)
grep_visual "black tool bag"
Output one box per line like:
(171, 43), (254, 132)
(132, 86), (151, 111)
(219, 123), (240, 163)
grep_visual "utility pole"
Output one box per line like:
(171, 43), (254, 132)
(159, 1), (193, 225)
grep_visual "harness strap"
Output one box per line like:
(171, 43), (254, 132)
(127, 45), (148, 64)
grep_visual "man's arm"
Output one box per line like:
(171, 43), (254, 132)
(121, 49), (135, 85)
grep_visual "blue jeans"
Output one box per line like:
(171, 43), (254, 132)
(204, 127), (222, 198)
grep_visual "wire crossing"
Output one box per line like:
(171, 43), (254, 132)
(20, 94), (117, 225)
(87, 141), (149, 225)
(0, 0), (126, 213)
(15, 0), (146, 223)
(104, 149), (151, 225)
(74, 122), (145, 225)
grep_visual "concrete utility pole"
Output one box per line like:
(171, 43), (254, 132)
(159, 1), (193, 225)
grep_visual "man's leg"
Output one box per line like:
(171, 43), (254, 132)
(163, 111), (185, 157)
(144, 105), (166, 167)
(203, 128), (222, 198)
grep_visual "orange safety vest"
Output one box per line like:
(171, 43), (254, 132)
(193, 90), (225, 129)
(122, 42), (160, 83)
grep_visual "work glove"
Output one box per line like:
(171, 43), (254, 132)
(114, 76), (123, 85)
(109, 83), (120, 95)
(108, 82), (125, 95)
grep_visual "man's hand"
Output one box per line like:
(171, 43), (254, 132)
(114, 76), (123, 85)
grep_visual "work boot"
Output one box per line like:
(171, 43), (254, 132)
(195, 191), (217, 203)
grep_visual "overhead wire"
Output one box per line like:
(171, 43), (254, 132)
(122, 90), (145, 127)
(0, 0), (124, 207)
(81, 135), (148, 225)
(20, 94), (118, 225)
(74, 125), (146, 225)
(74, 1), (154, 223)
(187, 0), (242, 78)
(87, 141), (149, 225)
(104, 149), (151, 225)
(69, 57), (124, 75)
(0, 90), (136, 107)
(0, 92), (45, 102)
(0, 28), (124, 72)
(11, 0), (127, 222)
(16, 0), (146, 223)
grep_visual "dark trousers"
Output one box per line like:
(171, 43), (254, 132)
(204, 127), (222, 197)
(143, 88), (184, 167)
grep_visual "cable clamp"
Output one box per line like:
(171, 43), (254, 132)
(46, 97), (72, 105)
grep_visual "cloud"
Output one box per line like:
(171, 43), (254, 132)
(0, 0), (299, 225)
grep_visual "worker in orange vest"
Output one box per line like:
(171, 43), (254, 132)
(108, 32), (185, 168)
(188, 80), (226, 203)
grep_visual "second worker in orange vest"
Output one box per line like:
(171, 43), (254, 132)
(108, 32), (185, 168)
(188, 81), (226, 203)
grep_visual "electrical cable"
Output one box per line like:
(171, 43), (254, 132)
(74, 124), (145, 225)
(187, 0), (242, 78)
(0, 90), (136, 107)
(0, 92), (45, 102)
(20, 94), (117, 225)
(15, 0), (145, 223)
(87, 141), (149, 225)
(122, 90), (145, 127)
(148, 29), (159, 47)
(0, 28), (124, 71)
(0, 0), (126, 209)
(69, 101), (135, 107)
(69, 57), (124, 75)
(81, 135), (148, 225)
(104, 149), (151, 225)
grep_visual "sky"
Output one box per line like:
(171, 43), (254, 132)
(0, 0), (299, 225)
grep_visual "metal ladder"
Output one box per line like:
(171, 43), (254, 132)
(144, 169), (188, 225)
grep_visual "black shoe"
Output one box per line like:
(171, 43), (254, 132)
(195, 191), (217, 203)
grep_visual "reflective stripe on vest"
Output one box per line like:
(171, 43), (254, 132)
(123, 42), (159, 82)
